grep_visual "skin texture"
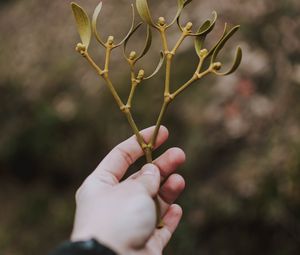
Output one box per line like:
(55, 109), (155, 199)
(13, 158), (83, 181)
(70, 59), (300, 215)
(71, 126), (186, 255)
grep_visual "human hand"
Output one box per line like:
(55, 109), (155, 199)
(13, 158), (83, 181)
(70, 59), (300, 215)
(71, 126), (186, 255)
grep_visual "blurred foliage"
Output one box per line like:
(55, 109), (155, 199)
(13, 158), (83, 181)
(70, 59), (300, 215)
(0, 0), (300, 254)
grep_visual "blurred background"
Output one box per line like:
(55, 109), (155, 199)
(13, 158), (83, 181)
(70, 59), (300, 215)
(0, 0), (300, 254)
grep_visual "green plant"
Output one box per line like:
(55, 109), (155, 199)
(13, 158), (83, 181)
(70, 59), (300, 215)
(71, 0), (242, 226)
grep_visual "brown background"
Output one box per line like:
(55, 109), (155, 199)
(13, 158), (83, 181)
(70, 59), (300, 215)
(0, 0), (300, 254)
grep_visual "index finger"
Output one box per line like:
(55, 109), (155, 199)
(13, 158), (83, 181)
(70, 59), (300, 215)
(90, 126), (169, 184)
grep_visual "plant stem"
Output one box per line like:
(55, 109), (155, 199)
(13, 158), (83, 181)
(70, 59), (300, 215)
(103, 70), (161, 229)
(102, 76), (124, 109)
(149, 100), (170, 148)
(159, 28), (169, 52)
(127, 84), (137, 108)
(104, 46), (112, 71)
(172, 61), (211, 99)
(84, 52), (103, 74)
(150, 30), (188, 148)
(171, 32), (187, 54)
(103, 48), (146, 150)
(144, 147), (153, 163)
(84, 51), (124, 108)
(104, 75), (146, 149)
(164, 55), (172, 95)
(172, 76), (198, 99)
(127, 69), (138, 108)
(158, 28), (171, 95)
(83, 51), (147, 151)
(196, 57), (205, 74)
(122, 107), (146, 148)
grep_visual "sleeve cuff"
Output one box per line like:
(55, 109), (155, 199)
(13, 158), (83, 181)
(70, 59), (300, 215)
(49, 238), (118, 255)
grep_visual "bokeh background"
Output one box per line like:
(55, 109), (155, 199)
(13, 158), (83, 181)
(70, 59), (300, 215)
(0, 0), (300, 254)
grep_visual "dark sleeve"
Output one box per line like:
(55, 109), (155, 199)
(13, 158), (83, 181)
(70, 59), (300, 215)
(49, 239), (118, 255)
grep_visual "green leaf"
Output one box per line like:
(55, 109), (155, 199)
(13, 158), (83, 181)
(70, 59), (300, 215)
(71, 2), (92, 48)
(115, 4), (136, 47)
(136, 0), (155, 27)
(144, 51), (165, 80)
(123, 23), (152, 62)
(123, 22), (143, 59)
(211, 25), (240, 63)
(137, 25), (152, 60)
(191, 11), (217, 36)
(169, 0), (193, 27)
(194, 20), (211, 57)
(215, 47), (242, 75)
(185, 0), (193, 5)
(175, 0), (194, 30)
(178, 0), (193, 9)
(92, 2), (106, 47)
(205, 23), (229, 59)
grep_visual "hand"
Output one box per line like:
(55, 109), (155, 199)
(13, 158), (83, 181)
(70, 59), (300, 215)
(71, 126), (186, 255)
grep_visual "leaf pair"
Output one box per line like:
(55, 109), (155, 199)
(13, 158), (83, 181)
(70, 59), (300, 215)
(123, 23), (165, 80)
(211, 25), (242, 75)
(195, 23), (242, 75)
(136, 0), (193, 28)
(92, 2), (136, 48)
(123, 24), (152, 63)
(195, 21), (212, 56)
(170, 0), (194, 27)
(71, 2), (136, 49)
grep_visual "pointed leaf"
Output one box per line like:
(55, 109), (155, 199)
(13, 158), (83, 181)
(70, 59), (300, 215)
(206, 23), (230, 58)
(177, 17), (184, 32)
(144, 51), (165, 80)
(211, 25), (240, 63)
(137, 25), (152, 60)
(71, 2), (92, 48)
(115, 4), (136, 47)
(92, 2), (106, 47)
(214, 47), (242, 75)
(169, 0), (193, 27)
(123, 22), (143, 59)
(191, 11), (217, 36)
(122, 24), (151, 62)
(194, 20), (211, 57)
(136, 0), (155, 27)
(175, 0), (194, 30)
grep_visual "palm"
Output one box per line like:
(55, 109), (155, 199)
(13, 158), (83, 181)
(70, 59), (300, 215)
(92, 127), (185, 254)
(72, 127), (185, 254)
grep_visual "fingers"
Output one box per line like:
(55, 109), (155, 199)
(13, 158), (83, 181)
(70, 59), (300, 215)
(153, 147), (186, 182)
(128, 147), (186, 215)
(158, 174), (185, 216)
(128, 147), (186, 182)
(134, 164), (160, 197)
(90, 126), (169, 184)
(151, 204), (183, 249)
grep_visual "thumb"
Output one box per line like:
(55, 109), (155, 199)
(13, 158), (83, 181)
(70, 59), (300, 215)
(135, 164), (160, 197)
